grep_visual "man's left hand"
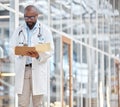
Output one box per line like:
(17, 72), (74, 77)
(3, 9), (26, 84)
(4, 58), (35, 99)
(26, 51), (39, 58)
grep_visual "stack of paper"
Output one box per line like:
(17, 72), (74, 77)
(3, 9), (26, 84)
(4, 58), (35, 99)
(35, 43), (51, 52)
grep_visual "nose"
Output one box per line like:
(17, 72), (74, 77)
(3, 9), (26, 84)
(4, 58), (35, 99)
(27, 18), (32, 21)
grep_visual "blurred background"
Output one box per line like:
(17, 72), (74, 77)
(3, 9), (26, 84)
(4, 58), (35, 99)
(0, 0), (120, 107)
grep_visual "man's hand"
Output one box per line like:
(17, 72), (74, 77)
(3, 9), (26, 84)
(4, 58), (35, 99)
(26, 51), (39, 58)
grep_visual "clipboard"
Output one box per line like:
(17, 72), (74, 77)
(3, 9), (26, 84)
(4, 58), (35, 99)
(14, 43), (51, 55)
(15, 46), (36, 56)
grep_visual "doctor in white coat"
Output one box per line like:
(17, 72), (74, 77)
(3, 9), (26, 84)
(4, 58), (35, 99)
(10, 5), (54, 107)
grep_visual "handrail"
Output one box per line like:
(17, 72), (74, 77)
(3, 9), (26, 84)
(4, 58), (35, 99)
(50, 27), (120, 61)
(0, 3), (23, 16)
(0, 79), (14, 89)
(0, 72), (15, 77)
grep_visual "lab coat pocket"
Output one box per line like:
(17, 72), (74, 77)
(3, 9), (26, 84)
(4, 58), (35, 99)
(38, 62), (47, 74)
(14, 56), (26, 72)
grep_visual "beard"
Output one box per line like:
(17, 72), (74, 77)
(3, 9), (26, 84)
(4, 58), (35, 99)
(26, 21), (36, 29)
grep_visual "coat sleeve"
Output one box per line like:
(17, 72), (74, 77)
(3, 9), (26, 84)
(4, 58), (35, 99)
(36, 26), (54, 64)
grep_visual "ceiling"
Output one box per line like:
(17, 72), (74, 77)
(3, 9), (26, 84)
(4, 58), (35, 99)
(0, 0), (119, 18)
(0, 0), (119, 35)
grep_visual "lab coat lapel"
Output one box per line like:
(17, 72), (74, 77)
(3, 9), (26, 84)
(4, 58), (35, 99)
(21, 25), (28, 44)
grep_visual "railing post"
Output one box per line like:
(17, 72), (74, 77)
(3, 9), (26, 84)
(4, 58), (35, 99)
(115, 59), (120, 107)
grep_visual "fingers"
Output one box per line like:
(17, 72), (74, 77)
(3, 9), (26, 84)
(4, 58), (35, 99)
(26, 51), (39, 58)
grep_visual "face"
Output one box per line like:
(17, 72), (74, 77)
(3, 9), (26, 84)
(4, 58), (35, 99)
(24, 8), (38, 29)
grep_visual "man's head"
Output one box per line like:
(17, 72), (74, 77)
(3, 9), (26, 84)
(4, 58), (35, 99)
(24, 5), (39, 29)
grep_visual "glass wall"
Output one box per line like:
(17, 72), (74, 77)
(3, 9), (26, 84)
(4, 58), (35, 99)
(0, 0), (119, 107)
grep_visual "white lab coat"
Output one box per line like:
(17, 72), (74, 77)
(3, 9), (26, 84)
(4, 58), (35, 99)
(9, 21), (54, 95)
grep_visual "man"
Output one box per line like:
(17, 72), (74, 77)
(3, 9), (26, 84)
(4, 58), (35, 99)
(10, 5), (54, 107)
